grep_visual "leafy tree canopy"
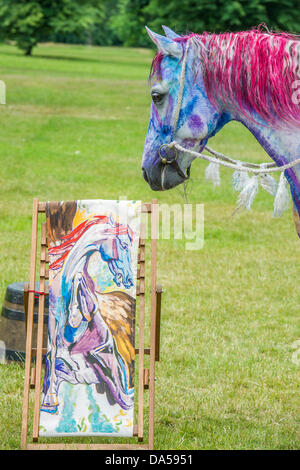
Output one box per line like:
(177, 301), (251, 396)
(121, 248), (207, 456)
(0, 0), (298, 52)
(112, 0), (300, 47)
(0, 0), (104, 54)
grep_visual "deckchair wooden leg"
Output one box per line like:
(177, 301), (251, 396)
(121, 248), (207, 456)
(138, 223), (146, 442)
(24, 283), (36, 389)
(32, 222), (47, 441)
(148, 199), (158, 450)
(21, 198), (39, 450)
(155, 284), (163, 362)
(23, 283), (29, 336)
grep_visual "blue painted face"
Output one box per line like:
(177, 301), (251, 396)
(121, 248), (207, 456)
(112, 234), (134, 289)
(142, 29), (228, 191)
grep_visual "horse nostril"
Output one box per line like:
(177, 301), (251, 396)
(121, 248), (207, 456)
(142, 168), (149, 183)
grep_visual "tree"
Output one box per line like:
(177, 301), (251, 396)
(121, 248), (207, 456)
(112, 0), (300, 48)
(144, 0), (300, 36)
(0, 0), (298, 51)
(0, 0), (104, 55)
(110, 0), (151, 47)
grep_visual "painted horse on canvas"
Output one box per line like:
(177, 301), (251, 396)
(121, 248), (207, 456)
(42, 214), (135, 413)
(142, 26), (300, 235)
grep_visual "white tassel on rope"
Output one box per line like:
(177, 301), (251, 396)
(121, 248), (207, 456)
(232, 168), (251, 192)
(234, 175), (259, 213)
(273, 172), (290, 217)
(205, 162), (220, 188)
(259, 165), (277, 196)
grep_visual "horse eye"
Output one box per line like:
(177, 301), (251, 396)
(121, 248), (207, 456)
(151, 91), (164, 105)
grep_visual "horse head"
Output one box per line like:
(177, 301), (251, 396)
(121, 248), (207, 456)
(142, 25), (300, 206)
(142, 26), (228, 191)
(100, 218), (134, 290)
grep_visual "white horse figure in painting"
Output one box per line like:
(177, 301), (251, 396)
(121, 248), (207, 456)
(42, 214), (135, 414)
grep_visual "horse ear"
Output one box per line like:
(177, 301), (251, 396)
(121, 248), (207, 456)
(162, 25), (180, 40)
(145, 26), (182, 58)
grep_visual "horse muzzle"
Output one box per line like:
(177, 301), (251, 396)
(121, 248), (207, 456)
(142, 144), (190, 191)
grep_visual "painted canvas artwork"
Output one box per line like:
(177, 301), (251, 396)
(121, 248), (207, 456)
(39, 200), (141, 437)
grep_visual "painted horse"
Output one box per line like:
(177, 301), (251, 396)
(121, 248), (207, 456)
(142, 26), (300, 235)
(42, 214), (135, 413)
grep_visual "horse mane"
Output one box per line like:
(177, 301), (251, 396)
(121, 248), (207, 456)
(49, 215), (133, 271)
(151, 26), (300, 127)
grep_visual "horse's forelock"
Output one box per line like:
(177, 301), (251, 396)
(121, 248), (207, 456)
(150, 51), (164, 80)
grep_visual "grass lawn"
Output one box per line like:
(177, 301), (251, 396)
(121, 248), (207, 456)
(0, 42), (299, 450)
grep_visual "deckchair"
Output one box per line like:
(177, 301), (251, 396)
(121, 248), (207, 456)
(21, 198), (162, 450)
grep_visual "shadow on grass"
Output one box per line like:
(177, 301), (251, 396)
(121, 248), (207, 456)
(0, 49), (100, 63)
(0, 48), (152, 68)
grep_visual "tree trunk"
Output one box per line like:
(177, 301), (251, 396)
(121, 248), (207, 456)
(25, 45), (33, 56)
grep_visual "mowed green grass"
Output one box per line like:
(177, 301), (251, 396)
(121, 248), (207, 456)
(0, 42), (299, 450)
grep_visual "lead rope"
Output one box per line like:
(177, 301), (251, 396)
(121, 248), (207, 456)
(170, 141), (300, 174)
(170, 142), (299, 214)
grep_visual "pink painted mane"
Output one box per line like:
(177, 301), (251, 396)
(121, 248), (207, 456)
(152, 27), (300, 127)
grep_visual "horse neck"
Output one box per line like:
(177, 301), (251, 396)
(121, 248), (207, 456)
(234, 112), (300, 217)
(233, 111), (299, 163)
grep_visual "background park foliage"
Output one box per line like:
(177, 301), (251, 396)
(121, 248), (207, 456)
(0, 0), (299, 54)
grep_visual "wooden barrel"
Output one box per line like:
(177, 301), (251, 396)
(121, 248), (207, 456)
(0, 282), (49, 362)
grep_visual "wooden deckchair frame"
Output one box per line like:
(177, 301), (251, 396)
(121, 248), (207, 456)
(21, 198), (162, 450)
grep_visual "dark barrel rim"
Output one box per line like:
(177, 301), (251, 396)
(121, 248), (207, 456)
(1, 281), (49, 323)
